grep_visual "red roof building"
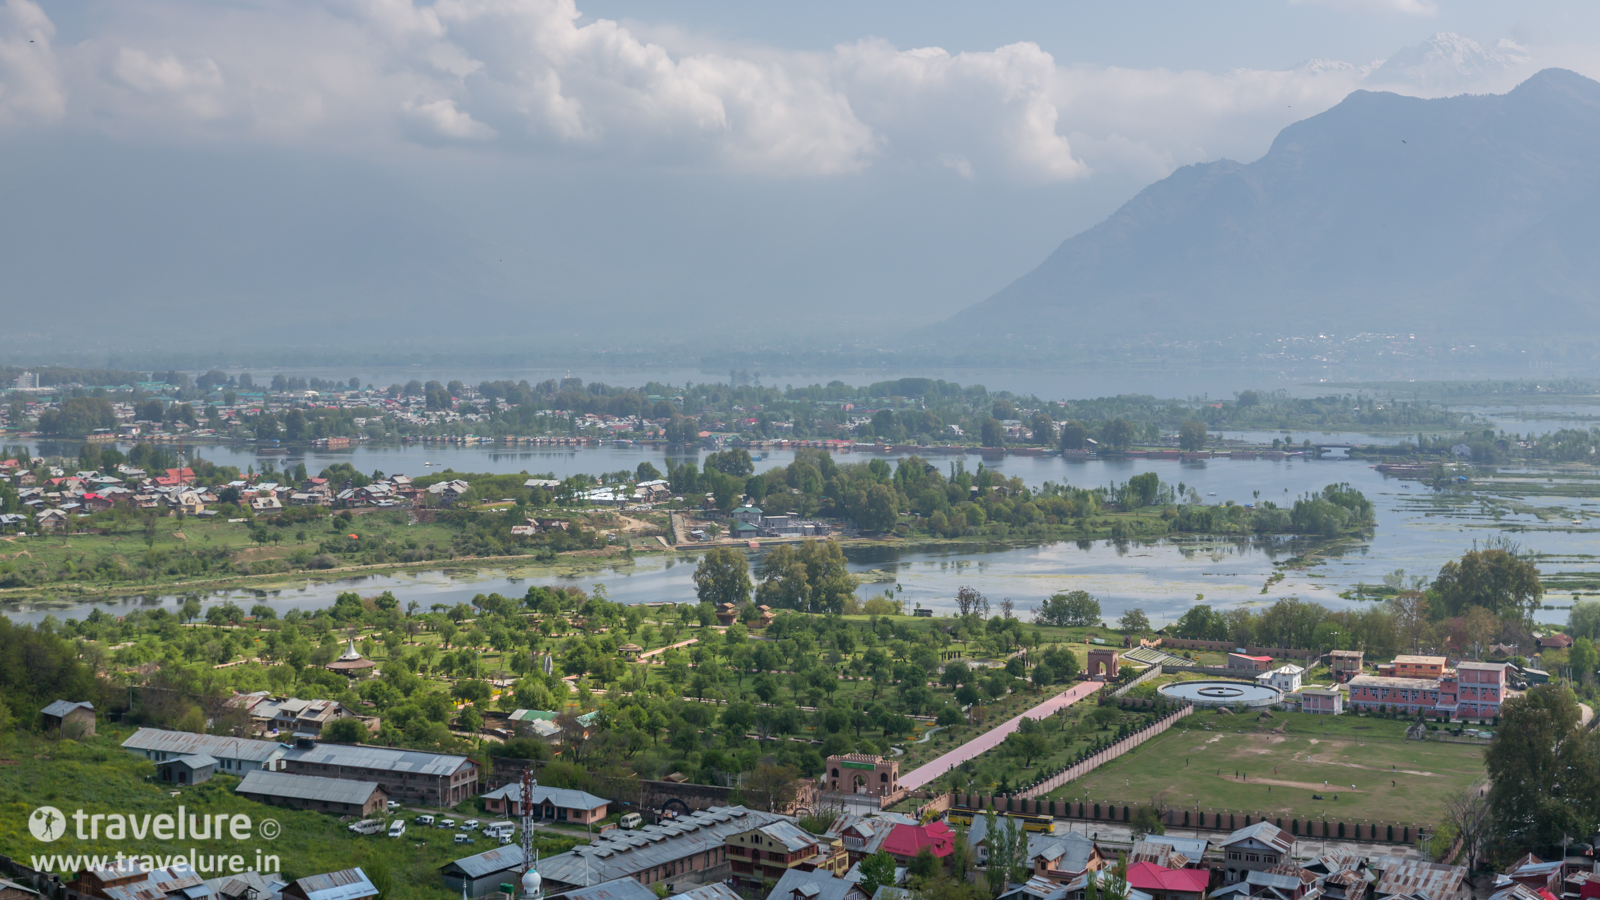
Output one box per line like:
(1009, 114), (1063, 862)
(881, 822), (954, 861)
(1125, 862), (1212, 900)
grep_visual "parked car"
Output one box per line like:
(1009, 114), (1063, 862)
(438, 818), (456, 829)
(484, 822), (515, 840)
(620, 813), (642, 830)
(416, 814), (435, 826)
(387, 801), (401, 812)
(388, 820), (406, 838)
(461, 819), (480, 831)
(454, 833), (474, 844)
(348, 820), (383, 835)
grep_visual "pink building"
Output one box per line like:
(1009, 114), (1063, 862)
(1347, 661), (1507, 719)
(1453, 661), (1509, 717)
(1300, 687), (1343, 715)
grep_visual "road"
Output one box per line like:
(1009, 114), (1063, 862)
(898, 681), (1104, 790)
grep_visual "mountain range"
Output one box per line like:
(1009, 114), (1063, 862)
(948, 68), (1600, 348)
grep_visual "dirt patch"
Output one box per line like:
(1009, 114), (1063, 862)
(172, 532), (188, 542)
(234, 547), (289, 562)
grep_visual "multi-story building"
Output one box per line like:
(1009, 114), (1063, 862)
(538, 806), (786, 895)
(726, 820), (845, 889)
(1347, 661), (1507, 719)
(1219, 822), (1294, 884)
(279, 739), (478, 808)
(1389, 655), (1446, 679)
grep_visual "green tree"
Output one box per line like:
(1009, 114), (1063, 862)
(1178, 419), (1208, 451)
(1570, 637), (1598, 684)
(322, 718), (367, 743)
(1101, 418), (1135, 451)
(1173, 604), (1229, 641)
(693, 547), (752, 607)
(755, 540), (858, 614)
(1433, 548), (1543, 622)
(1119, 608), (1151, 634)
(983, 811), (1028, 896)
(858, 852), (897, 897)
(980, 418), (1005, 448)
(1485, 685), (1600, 851)
(1035, 590), (1101, 627)
(1059, 420), (1089, 451)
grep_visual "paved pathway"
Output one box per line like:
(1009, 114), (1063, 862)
(898, 681), (1104, 790)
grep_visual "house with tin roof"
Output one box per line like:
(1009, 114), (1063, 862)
(236, 769), (388, 817)
(1219, 822), (1295, 884)
(441, 845), (533, 899)
(281, 869), (378, 900)
(481, 783), (609, 824)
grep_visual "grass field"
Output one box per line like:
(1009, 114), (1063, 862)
(1047, 711), (1486, 825)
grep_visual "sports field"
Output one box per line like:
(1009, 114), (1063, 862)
(1046, 711), (1486, 824)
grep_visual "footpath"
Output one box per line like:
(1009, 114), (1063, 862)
(899, 681), (1102, 790)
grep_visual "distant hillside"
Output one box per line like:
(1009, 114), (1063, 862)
(949, 69), (1600, 346)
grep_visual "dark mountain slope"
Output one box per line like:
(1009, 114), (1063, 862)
(949, 69), (1600, 343)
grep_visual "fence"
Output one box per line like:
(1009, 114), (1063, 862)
(1109, 666), (1168, 698)
(1153, 638), (1316, 661)
(1016, 704), (1194, 798)
(931, 796), (1420, 845)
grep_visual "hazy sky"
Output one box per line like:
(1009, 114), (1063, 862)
(5, 0), (1600, 348)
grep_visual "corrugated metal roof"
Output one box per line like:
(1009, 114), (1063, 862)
(675, 884), (742, 900)
(539, 807), (781, 888)
(290, 868), (377, 900)
(756, 820), (818, 852)
(236, 769), (382, 806)
(482, 783), (608, 811)
(1376, 860), (1467, 900)
(558, 877), (658, 900)
(41, 700), (93, 717)
(122, 729), (282, 763)
(282, 742), (470, 777)
(443, 845), (526, 880)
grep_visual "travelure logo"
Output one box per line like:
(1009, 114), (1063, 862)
(29, 807), (66, 843)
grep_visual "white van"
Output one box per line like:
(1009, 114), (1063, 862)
(388, 820), (406, 838)
(438, 818), (456, 830)
(454, 833), (474, 844)
(620, 813), (642, 831)
(462, 819), (480, 831)
(416, 814), (435, 826)
(484, 822), (515, 840)
(348, 820), (383, 835)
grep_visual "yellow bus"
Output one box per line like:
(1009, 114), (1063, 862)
(945, 807), (1054, 834)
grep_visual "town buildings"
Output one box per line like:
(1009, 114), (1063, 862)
(279, 739), (479, 808)
(536, 806), (786, 895)
(1219, 822), (1294, 884)
(481, 783), (610, 824)
(726, 820), (847, 889)
(235, 769), (388, 817)
(40, 700), (95, 737)
(1347, 661), (1508, 719)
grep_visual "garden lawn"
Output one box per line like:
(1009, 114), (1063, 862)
(1046, 711), (1486, 826)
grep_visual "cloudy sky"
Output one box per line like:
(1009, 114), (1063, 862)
(4, 0), (1599, 349)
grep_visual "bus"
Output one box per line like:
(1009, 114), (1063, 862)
(945, 808), (1054, 834)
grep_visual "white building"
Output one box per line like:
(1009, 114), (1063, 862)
(1257, 664), (1304, 694)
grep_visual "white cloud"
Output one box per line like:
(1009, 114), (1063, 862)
(1290, 0), (1438, 17)
(0, 0), (1571, 182)
(0, 0), (65, 125)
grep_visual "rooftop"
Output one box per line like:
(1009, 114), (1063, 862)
(237, 770), (383, 807)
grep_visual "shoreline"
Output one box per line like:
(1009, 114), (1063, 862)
(0, 525), (1366, 608)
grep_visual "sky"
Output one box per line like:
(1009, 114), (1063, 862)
(5, 0), (1600, 352)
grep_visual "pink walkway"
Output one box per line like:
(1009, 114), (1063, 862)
(898, 680), (1104, 791)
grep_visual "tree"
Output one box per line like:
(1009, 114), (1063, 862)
(1485, 685), (1600, 851)
(954, 586), (989, 619)
(1035, 591), (1101, 627)
(858, 852), (897, 897)
(1101, 419), (1135, 451)
(1571, 599), (1600, 642)
(850, 483), (902, 532)
(1391, 593), (1430, 653)
(1178, 420), (1208, 451)
(980, 418), (1005, 448)
(1029, 412), (1054, 445)
(756, 540), (858, 614)
(1059, 420), (1089, 452)
(1443, 784), (1490, 875)
(38, 397), (117, 438)
(323, 718), (367, 743)
(1130, 805), (1165, 837)
(983, 811), (1028, 896)
(1571, 637), (1598, 684)
(1119, 608), (1151, 634)
(745, 762), (801, 812)
(1433, 548), (1543, 622)
(693, 547), (752, 607)
(1174, 604), (1228, 641)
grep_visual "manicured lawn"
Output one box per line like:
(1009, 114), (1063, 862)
(1046, 711), (1486, 826)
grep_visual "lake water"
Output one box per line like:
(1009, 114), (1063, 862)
(10, 438), (1593, 628)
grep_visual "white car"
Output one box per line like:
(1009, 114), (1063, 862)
(347, 820), (383, 835)
(462, 819), (480, 831)
(454, 833), (474, 844)
(416, 814), (435, 826)
(438, 818), (457, 830)
(388, 820), (406, 838)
